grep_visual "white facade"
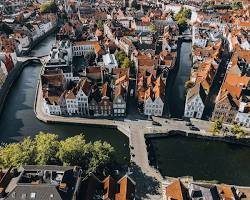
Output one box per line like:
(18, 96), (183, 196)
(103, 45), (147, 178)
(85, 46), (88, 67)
(235, 112), (250, 128)
(144, 97), (164, 116)
(64, 72), (80, 82)
(43, 100), (62, 116)
(76, 89), (89, 115)
(102, 53), (118, 73)
(184, 94), (204, 119)
(65, 98), (78, 115)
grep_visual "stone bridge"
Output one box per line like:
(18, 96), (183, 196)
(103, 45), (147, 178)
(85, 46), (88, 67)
(17, 54), (49, 65)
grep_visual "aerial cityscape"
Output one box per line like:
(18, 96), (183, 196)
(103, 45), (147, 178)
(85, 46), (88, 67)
(0, 0), (249, 199)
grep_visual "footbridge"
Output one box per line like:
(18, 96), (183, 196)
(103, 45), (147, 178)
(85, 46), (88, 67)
(17, 54), (49, 65)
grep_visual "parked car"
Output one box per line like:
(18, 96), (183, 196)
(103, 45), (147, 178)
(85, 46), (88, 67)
(185, 122), (193, 126)
(189, 126), (200, 131)
(152, 121), (162, 126)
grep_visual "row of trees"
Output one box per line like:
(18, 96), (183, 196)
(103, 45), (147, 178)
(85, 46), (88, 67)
(210, 119), (246, 139)
(0, 132), (114, 176)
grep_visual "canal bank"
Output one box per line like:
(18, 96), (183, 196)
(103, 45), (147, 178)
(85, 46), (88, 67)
(167, 39), (193, 118)
(146, 134), (250, 186)
(0, 35), (130, 171)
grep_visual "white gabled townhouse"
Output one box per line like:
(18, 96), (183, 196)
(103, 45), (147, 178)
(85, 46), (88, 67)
(75, 78), (91, 116)
(184, 84), (206, 119)
(143, 77), (165, 117)
(64, 90), (79, 116)
(144, 88), (165, 116)
(113, 84), (127, 117)
(43, 96), (62, 116)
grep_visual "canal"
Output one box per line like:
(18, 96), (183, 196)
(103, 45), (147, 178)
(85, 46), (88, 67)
(0, 35), (130, 165)
(167, 41), (192, 118)
(148, 135), (250, 186)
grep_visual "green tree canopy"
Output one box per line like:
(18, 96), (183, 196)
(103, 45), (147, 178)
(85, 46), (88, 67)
(121, 57), (132, 68)
(0, 133), (115, 176)
(58, 134), (88, 166)
(149, 24), (157, 33)
(40, 1), (58, 13)
(86, 141), (114, 175)
(231, 124), (245, 136)
(0, 137), (35, 168)
(35, 132), (60, 165)
(116, 51), (126, 64)
(210, 119), (223, 133)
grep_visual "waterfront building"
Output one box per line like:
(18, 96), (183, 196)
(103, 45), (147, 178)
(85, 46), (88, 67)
(113, 84), (127, 116)
(184, 84), (206, 119)
(75, 78), (91, 116)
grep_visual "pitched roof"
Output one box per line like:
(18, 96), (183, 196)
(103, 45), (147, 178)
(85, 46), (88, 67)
(115, 175), (136, 200)
(102, 176), (115, 200)
(165, 180), (189, 200)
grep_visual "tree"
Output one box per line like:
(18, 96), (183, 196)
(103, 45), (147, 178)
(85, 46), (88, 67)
(0, 137), (35, 168)
(86, 141), (114, 176)
(121, 57), (131, 68)
(232, 0), (242, 10)
(116, 51), (126, 64)
(34, 132), (60, 165)
(231, 124), (245, 139)
(58, 134), (88, 166)
(149, 24), (157, 33)
(0, 133), (115, 175)
(210, 119), (223, 133)
(40, 1), (58, 13)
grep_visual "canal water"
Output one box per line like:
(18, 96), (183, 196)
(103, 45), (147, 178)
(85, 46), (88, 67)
(0, 35), (129, 164)
(168, 41), (192, 118)
(149, 135), (250, 186)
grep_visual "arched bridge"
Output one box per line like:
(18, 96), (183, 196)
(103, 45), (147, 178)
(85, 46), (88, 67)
(17, 54), (49, 65)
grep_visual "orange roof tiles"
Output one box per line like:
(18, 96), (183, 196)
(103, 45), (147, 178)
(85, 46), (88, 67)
(165, 180), (189, 200)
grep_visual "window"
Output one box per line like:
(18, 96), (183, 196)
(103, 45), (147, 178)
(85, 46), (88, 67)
(30, 193), (36, 199)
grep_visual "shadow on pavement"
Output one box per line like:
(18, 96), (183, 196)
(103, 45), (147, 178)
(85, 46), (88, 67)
(130, 162), (161, 199)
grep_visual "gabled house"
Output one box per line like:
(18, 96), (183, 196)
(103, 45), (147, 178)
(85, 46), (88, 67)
(184, 84), (206, 119)
(113, 84), (126, 116)
(165, 179), (189, 200)
(75, 78), (91, 116)
(98, 82), (113, 116)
